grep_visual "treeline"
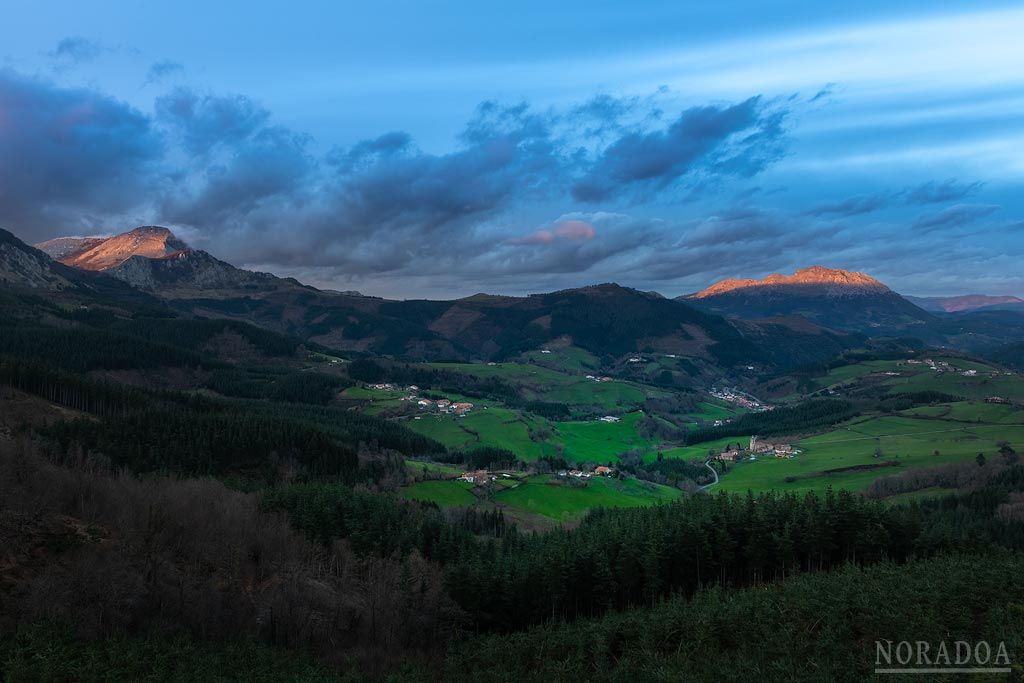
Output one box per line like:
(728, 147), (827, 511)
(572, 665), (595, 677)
(0, 357), (146, 417)
(874, 390), (962, 412)
(260, 482), (508, 559)
(690, 399), (858, 443)
(2, 357), (442, 480)
(270, 472), (1024, 635)
(0, 439), (460, 677)
(269, 481), (927, 632)
(431, 446), (522, 470)
(206, 367), (352, 405)
(445, 552), (1024, 682)
(0, 315), (316, 376)
(0, 323), (212, 373)
(866, 445), (1017, 498)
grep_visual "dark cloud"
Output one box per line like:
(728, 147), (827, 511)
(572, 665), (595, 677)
(805, 193), (889, 217)
(162, 126), (314, 228)
(144, 60), (184, 86)
(50, 37), (103, 64)
(912, 203), (1000, 233)
(156, 87), (269, 155)
(571, 97), (787, 202)
(0, 68), (827, 294)
(809, 83), (836, 103)
(0, 69), (163, 239)
(906, 179), (983, 205)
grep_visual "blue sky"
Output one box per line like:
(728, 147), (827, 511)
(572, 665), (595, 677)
(1, 1), (1022, 299)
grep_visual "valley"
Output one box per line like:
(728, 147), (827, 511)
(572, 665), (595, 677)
(3, 225), (1024, 679)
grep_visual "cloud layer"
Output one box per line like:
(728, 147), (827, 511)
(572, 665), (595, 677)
(0, 58), (1017, 299)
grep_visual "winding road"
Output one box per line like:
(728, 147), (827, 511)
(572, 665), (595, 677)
(699, 460), (719, 491)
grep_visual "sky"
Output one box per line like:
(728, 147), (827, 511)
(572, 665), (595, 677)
(1, 1), (1023, 299)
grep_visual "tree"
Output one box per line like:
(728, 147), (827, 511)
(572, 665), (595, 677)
(977, 453), (987, 467)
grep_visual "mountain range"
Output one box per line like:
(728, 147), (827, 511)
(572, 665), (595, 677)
(5, 225), (1023, 369)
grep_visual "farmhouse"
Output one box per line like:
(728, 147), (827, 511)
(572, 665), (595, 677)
(436, 399), (452, 410)
(594, 465), (614, 476)
(599, 415), (621, 423)
(718, 450), (741, 462)
(417, 399), (433, 407)
(750, 436), (796, 457)
(460, 470), (492, 484)
(452, 402), (475, 414)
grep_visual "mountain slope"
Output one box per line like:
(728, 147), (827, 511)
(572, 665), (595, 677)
(684, 266), (934, 334)
(0, 228), (160, 316)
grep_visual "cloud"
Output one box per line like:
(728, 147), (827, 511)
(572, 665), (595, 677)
(805, 193), (889, 217)
(156, 87), (269, 155)
(912, 203), (1000, 233)
(809, 83), (836, 103)
(144, 60), (184, 87)
(906, 179), (983, 204)
(510, 219), (597, 245)
(50, 37), (103, 65)
(571, 96), (787, 202)
(0, 69), (163, 239)
(161, 125), (315, 228)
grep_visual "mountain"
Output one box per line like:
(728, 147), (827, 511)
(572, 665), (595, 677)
(37, 226), (292, 296)
(0, 228), (158, 311)
(683, 266), (934, 334)
(905, 294), (1024, 313)
(38, 226), (189, 271)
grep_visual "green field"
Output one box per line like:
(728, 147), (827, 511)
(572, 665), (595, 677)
(518, 346), (600, 373)
(493, 474), (680, 521)
(883, 369), (1024, 401)
(648, 435), (751, 464)
(405, 406), (557, 460)
(426, 361), (664, 409)
(554, 412), (654, 462)
(405, 459), (464, 478)
(717, 412), (1024, 494)
(813, 360), (904, 389)
(400, 479), (478, 506)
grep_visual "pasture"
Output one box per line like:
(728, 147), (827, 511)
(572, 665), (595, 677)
(554, 411), (654, 462)
(426, 361), (664, 409)
(716, 409), (1024, 494)
(400, 479), (478, 506)
(493, 474), (680, 521)
(405, 406), (557, 460)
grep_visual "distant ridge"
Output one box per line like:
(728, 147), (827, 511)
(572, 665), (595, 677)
(905, 294), (1024, 313)
(690, 266), (886, 299)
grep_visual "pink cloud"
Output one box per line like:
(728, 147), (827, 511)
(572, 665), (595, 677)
(511, 219), (596, 245)
(553, 219), (596, 240)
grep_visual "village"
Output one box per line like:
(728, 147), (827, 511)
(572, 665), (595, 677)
(714, 436), (801, 463)
(459, 464), (616, 484)
(902, 358), (1015, 378)
(710, 386), (772, 412)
